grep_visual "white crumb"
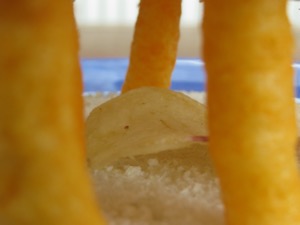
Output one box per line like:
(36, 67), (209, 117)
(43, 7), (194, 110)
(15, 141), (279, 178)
(92, 156), (223, 225)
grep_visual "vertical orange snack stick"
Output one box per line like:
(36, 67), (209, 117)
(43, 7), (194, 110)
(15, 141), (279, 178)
(121, 0), (181, 93)
(0, 1), (106, 225)
(203, 0), (300, 224)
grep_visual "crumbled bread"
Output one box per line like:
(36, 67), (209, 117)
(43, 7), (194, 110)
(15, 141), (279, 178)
(92, 147), (223, 225)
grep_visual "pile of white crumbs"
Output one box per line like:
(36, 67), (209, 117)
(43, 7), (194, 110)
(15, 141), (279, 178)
(84, 92), (224, 225)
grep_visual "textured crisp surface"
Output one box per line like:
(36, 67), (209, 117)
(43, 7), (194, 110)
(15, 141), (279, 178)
(203, 1), (300, 225)
(0, 2), (106, 225)
(121, 0), (181, 93)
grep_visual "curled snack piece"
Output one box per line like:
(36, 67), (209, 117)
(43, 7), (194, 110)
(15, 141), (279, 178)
(0, 1), (106, 225)
(86, 87), (208, 168)
(203, 0), (300, 224)
(121, 0), (181, 93)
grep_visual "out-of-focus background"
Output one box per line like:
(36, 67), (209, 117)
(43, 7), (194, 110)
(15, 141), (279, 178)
(74, 0), (300, 59)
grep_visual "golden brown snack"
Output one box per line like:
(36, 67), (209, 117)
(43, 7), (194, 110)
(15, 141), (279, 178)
(203, 0), (300, 225)
(121, 0), (181, 93)
(0, 1), (106, 224)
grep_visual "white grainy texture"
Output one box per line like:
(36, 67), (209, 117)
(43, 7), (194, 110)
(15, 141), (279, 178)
(93, 159), (223, 225)
(84, 91), (224, 225)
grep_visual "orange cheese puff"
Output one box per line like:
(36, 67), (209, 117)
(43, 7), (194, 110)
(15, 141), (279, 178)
(121, 0), (181, 93)
(203, 0), (300, 225)
(0, 1), (106, 225)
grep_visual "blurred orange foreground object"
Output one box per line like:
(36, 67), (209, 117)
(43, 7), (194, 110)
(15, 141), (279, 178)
(203, 0), (300, 224)
(0, 1), (106, 224)
(121, 0), (181, 93)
